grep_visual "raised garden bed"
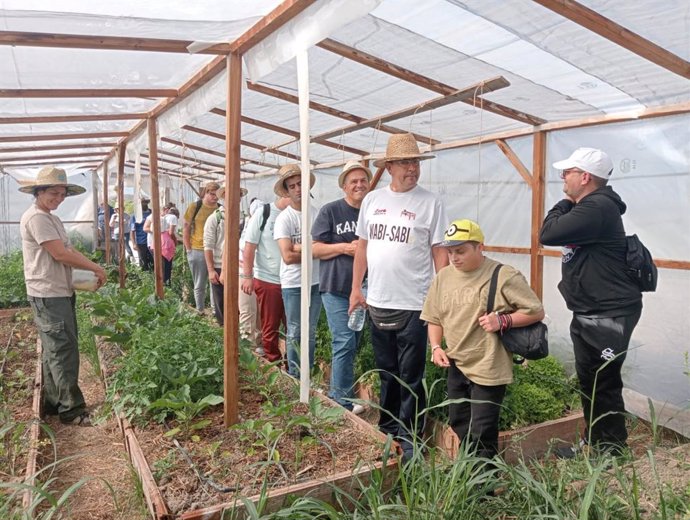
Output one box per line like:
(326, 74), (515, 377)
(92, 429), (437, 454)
(86, 287), (397, 520)
(0, 308), (43, 515)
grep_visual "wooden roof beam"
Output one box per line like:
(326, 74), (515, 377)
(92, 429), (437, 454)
(0, 131), (128, 143)
(246, 82), (439, 145)
(318, 38), (545, 126)
(209, 107), (370, 156)
(494, 139), (533, 185)
(0, 89), (177, 98)
(0, 151), (108, 163)
(0, 142), (118, 154)
(0, 30), (232, 54)
(161, 137), (282, 170)
(533, 0), (690, 79)
(1, 159), (102, 167)
(315, 76), (510, 142)
(181, 124), (311, 164)
(229, 0), (318, 54)
(0, 113), (147, 125)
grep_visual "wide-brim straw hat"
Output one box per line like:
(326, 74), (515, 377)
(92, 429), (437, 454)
(338, 160), (372, 188)
(217, 185), (248, 198)
(373, 133), (435, 168)
(273, 163), (315, 197)
(18, 166), (86, 196)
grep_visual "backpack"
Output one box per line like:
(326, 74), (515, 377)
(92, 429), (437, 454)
(189, 199), (203, 234)
(625, 234), (658, 292)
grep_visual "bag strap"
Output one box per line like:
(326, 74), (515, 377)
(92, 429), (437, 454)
(259, 203), (271, 232)
(486, 263), (504, 314)
(189, 199), (203, 233)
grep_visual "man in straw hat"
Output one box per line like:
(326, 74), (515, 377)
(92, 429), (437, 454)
(312, 160), (372, 415)
(273, 163), (322, 377)
(422, 219), (544, 462)
(19, 166), (107, 426)
(241, 194), (291, 363)
(540, 147), (643, 459)
(183, 181), (220, 313)
(350, 133), (449, 460)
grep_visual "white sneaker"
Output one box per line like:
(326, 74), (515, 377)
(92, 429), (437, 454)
(255, 347), (265, 356)
(352, 404), (365, 415)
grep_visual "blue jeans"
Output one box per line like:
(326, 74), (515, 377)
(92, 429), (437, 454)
(282, 284), (322, 378)
(322, 292), (361, 410)
(370, 310), (428, 441)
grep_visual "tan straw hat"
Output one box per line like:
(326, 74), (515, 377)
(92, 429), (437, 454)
(216, 185), (248, 198)
(273, 163), (315, 197)
(18, 166), (86, 196)
(338, 160), (372, 188)
(373, 133), (435, 168)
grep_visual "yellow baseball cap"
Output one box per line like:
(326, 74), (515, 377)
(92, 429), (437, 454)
(440, 219), (484, 247)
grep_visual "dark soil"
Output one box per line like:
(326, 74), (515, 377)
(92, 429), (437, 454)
(135, 374), (385, 516)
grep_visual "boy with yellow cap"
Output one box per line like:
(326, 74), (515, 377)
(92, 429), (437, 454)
(421, 219), (544, 461)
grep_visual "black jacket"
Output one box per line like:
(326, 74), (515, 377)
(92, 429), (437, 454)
(540, 186), (642, 316)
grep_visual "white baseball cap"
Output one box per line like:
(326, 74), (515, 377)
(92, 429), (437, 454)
(553, 148), (613, 179)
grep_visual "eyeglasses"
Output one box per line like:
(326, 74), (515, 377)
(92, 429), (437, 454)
(391, 159), (420, 167)
(559, 168), (585, 180)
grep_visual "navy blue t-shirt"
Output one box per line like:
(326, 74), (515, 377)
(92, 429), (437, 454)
(312, 198), (360, 297)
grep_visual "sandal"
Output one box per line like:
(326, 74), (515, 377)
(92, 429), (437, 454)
(60, 412), (93, 427)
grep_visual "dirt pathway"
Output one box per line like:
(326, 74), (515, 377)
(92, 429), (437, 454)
(41, 356), (148, 520)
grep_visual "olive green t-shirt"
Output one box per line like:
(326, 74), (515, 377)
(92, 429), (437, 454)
(184, 202), (218, 250)
(421, 257), (543, 386)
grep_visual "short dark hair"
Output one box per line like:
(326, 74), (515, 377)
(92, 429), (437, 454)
(590, 175), (608, 189)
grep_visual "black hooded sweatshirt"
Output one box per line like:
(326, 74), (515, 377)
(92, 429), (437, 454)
(539, 186), (642, 317)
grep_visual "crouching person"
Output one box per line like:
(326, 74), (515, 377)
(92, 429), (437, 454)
(421, 219), (544, 460)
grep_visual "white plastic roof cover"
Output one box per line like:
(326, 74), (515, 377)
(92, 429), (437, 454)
(0, 0), (689, 178)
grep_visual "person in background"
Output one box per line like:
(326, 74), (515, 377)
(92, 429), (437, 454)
(237, 197), (263, 346)
(312, 161), (372, 414)
(109, 202), (133, 263)
(241, 195), (291, 362)
(161, 203), (178, 285)
(273, 164), (322, 378)
(131, 197), (153, 271)
(205, 186), (248, 327)
(539, 147), (643, 458)
(19, 166), (107, 426)
(422, 219), (544, 462)
(183, 182), (220, 313)
(97, 201), (113, 250)
(350, 133), (448, 461)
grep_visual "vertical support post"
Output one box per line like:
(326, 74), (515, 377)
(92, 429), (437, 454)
(147, 118), (165, 299)
(296, 50), (312, 404)
(116, 143), (127, 289)
(91, 169), (99, 253)
(103, 160), (110, 264)
(530, 131), (546, 299)
(224, 52), (242, 427)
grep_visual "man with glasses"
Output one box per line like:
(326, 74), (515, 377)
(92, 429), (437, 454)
(350, 133), (448, 461)
(540, 147), (643, 459)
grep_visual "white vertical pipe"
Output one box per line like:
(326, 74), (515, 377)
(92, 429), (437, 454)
(297, 50), (312, 403)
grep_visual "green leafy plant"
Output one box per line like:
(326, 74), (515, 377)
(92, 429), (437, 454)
(148, 384), (223, 437)
(0, 252), (28, 309)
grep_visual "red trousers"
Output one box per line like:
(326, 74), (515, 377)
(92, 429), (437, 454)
(253, 278), (285, 362)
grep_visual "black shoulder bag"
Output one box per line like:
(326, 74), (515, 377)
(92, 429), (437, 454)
(487, 264), (549, 364)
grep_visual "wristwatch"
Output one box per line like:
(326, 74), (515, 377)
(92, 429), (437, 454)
(430, 344), (442, 361)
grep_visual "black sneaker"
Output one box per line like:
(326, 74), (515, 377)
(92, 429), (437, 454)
(555, 439), (588, 459)
(60, 412), (93, 427)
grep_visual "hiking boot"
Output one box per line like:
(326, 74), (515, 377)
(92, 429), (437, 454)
(60, 412), (93, 427)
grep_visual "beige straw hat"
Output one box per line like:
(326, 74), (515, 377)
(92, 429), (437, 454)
(273, 163), (315, 197)
(338, 160), (372, 188)
(18, 166), (86, 196)
(373, 133), (435, 168)
(216, 185), (248, 198)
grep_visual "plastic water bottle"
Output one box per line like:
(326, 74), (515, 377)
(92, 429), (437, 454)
(348, 306), (366, 331)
